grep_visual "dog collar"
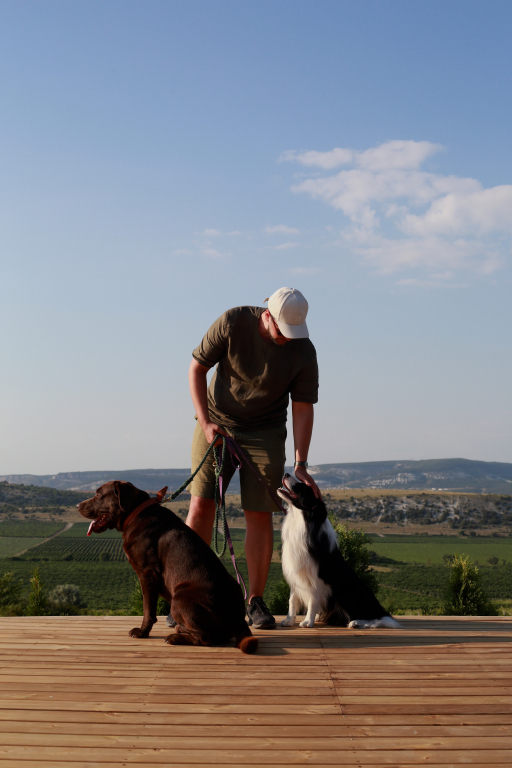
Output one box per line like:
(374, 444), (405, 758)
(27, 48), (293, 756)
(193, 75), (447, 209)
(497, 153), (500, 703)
(122, 486), (168, 532)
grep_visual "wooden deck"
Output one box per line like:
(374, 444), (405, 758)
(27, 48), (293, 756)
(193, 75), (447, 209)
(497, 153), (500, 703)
(0, 616), (511, 766)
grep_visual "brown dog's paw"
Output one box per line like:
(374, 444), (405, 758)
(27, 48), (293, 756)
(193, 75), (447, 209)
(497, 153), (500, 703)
(165, 632), (193, 645)
(129, 627), (148, 638)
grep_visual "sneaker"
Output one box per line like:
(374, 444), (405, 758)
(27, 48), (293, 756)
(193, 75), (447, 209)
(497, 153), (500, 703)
(165, 614), (177, 628)
(246, 596), (276, 629)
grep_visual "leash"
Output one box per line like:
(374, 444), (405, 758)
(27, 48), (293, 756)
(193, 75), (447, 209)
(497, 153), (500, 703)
(165, 433), (285, 601)
(115, 433), (284, 602)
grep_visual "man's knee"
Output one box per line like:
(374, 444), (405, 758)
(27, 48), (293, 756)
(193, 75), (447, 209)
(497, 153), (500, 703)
(189, 495), (216, 515)
(244, 510), (273, 527)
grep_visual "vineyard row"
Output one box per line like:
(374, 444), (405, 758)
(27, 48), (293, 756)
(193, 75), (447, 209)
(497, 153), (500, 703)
(22, 537), (126, 562)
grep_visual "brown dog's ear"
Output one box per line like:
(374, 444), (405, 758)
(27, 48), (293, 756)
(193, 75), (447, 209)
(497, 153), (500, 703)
(155, 486), (168, 502)
(112, 481), (127, 515)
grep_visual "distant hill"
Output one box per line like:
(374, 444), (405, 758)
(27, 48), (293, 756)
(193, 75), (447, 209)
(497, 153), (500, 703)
(308, 458), (512, 495)
(1, 457), (511, 495)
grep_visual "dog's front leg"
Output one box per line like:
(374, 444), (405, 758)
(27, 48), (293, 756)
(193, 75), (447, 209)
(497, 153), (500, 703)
(299, 596), (321, 628)
(129, 574), (159, 639)
(281, 588), (299, 627)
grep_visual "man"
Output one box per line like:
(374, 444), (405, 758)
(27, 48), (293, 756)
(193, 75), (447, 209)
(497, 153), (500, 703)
(180, 287), (320, 629)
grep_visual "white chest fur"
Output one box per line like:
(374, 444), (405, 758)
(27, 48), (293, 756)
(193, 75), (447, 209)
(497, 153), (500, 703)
(281, 506), (337, 612)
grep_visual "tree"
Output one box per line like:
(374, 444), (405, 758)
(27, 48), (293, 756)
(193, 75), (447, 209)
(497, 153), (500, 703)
(0, 572), (25, 615)
(443, 554), (497, 616)
(26, 566), (49, 616)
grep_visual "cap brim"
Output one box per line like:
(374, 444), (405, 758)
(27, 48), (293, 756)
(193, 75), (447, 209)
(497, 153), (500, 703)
(275, 319), (309, 339)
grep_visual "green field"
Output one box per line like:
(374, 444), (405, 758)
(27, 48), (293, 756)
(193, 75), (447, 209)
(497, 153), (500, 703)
(2, 519), (511, 615)
(61, 523), (122, 538)
(0, 560), (135, 611)
(0, 522), (66, 537)
(368, 534), (512, 564)
(0, 537), (47, 558)
(0, 554), (283, 612)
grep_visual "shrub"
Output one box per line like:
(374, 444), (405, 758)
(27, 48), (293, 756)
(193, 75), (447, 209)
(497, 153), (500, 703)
(99, 552), (110, 562)
(48, 584), (83, 607)
(128, 577), (170, 616)
(0, 572), (25, 616)
(487, 556), (499, 566)
(265, 576), (290, 615)
(26, 566), (49, 616)
(329, 518), (379, 594)
(442, 554), (497, 616)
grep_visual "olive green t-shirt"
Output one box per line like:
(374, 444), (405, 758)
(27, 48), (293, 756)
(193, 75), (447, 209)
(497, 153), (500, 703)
(192, 306), (319, 430)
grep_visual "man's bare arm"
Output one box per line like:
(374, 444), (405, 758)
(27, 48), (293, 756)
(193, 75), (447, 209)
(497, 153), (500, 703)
(291, 401), (322, 499)
(189, 358), (227, 445)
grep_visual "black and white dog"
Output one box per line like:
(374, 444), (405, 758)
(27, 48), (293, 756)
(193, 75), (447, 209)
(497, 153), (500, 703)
(277, 474), (400, 629)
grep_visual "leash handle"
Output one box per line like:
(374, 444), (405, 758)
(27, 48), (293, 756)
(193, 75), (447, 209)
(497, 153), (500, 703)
(212, 440), (248, 600)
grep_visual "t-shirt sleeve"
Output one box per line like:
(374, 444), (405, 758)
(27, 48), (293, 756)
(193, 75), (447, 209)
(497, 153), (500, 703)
(192, 313), (228, 368)
(289, 351), (319, 404)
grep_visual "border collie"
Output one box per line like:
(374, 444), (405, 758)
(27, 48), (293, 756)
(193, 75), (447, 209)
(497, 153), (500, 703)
(277, 474), (400, 629)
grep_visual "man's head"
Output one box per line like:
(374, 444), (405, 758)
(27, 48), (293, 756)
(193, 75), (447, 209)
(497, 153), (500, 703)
(264, 288), (309, 340)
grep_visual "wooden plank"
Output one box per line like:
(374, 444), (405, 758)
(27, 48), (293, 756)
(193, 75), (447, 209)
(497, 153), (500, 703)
(0, 764), (505, 768)
(2, 720), (512, 739)
(1, 732), (512, 750)
(0, 694), (341, 724)
(0, 674), (333, 689)
(0, 745), (512, 763)
(0, 706), (511, 726)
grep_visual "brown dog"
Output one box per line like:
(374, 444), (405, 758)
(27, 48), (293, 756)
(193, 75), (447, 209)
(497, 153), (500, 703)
(77, 481), (257, 653)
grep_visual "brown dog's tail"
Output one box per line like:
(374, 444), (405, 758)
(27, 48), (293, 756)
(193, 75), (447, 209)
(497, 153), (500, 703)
(235, 624), (258, 654)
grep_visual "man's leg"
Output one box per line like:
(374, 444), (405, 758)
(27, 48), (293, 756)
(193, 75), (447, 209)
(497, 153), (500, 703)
(244, 510), (273, 600)
(185, 496), (216, 545)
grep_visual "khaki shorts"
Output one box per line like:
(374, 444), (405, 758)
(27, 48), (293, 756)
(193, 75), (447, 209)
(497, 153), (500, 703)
(190, 421), (287, 513)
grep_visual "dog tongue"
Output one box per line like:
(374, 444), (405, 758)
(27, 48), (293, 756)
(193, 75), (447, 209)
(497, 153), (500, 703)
(87, 520), (97, 537)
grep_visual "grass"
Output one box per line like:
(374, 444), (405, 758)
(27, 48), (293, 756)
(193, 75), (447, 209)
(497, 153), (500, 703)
(0, 538), (48, 558)
(368, 533), (512, 564)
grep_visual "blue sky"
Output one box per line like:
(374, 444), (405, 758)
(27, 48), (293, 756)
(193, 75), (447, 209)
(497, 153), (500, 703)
(1, 0), (511, 475)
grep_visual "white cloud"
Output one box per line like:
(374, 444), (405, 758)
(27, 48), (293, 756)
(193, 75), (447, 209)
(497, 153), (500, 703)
(274, 242), (299, 250)
(201, 229), (241, 237)
(200, 248), (228, 258)
(280, 140), (441, 171)
(283, 140), (512, 280)
(265, 224), (300, 234)
(279, 147), (353, 169)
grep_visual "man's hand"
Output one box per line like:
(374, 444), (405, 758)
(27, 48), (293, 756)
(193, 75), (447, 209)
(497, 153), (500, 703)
(294, 464), (322, 500)
(202, 421), (228, 447)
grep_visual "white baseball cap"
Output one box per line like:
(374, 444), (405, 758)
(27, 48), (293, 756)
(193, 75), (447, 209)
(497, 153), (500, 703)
(264, 287), (309, 339)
